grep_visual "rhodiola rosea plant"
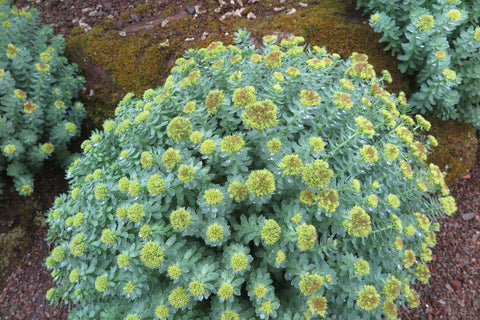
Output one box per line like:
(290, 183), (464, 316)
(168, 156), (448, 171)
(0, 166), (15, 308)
(0, 0), (85, 195)
(45, 30), (456, 320)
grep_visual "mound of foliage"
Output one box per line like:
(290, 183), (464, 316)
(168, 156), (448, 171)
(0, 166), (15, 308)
(45, 30), (455, 320)
(0, 0), (84, 195)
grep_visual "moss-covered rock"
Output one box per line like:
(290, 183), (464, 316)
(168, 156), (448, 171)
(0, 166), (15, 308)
(64, 0), (410, 128)
(426, 117), (478, 185)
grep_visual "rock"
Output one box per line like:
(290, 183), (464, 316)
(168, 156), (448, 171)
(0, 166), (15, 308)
(115, 19), (126, 29)
(287, 8), (297, 15)
(462, 213), (476, 221)
(104, 3), (112, 11)
(449, 280), (462, 291)
(161, 18), (170, 28)
(247, 12), (256, 19)
(130, 13), (140, 22)
(184, 3), (195, 14)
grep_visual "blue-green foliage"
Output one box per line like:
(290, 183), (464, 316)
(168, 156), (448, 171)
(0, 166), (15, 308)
(0, 0), (85, 195)
(357, 0), (480, 128)
(45, 30), (455, 320)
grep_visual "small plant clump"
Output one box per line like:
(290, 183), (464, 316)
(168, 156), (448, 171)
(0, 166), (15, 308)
(0, 0), (85, 195)
(357, 0), (480, 128)
(45, 30), (455, 319)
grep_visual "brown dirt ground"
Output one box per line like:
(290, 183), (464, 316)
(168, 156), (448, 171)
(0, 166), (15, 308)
(1, 0), (479, 319)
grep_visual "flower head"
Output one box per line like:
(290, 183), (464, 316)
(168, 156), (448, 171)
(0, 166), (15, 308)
(200, 139), (216, 154)
(267, 138), (281, 153)
(221, 310), (240, 320)
(447, 9), (462, 21)
(189, 280), (205, 296)
(343, 206), (371, 237)
(69, 269), (79, 283)
(232, 86), (256, 107)
(357, 285), (380, 311)
(264, 50), (284, 67)
(167, 117), (192, 141)
(279, 154), (303, 175)
(242, 99), (278, 130)
(416, 15), (434, 31)
(35, 63), (50, 72)
(228, 182), (247, 201)
(41, 143), (54, 154)
(127, 203), (144, 222)
(355, 116), (375, 136)
(203, 188), (223, 205)
(170, 208), (191, 230)
(316, 188), (339, 212)
(285, 66), (300, 76)
(140, 151), (153, 168)
(415, 263), (431, 284)
(3, 144), (16, 155)
(384, 143), (399, 161)
(333, 91), (354, 109)
(299, 273), (324, 295)
(183, 101), (196, 113)
(230, 252), (249, 272)
(65, 122), (77, 134)
(100, 229), (115, 245)
(359, 145), (378, 163)
(439, 196), (457, 215)
(95, 275), (108, 292)
(307, 295), (327, 316)
(302, 159), (333, 189)
(168, 265), (182, 279)
(155, 305), (169, 319)
(403, 249), (416, 268)
(147, 174), (165, 195)
(206, 223), (224, 242)
(246, 169), (276, 196)
(296, 224), (317, 251)
(387, 194), (400, 208)
(475, 27), (480, 42)
(442, 68), (456, 81)
(178, 165), (195, 183)
(261, 219), (281, 245)
(6, 44), (18, 58)
(382, 301), (398, 319)
(300, 90), (321, 106)
(205, 90), (225, 113)
(70, 233), (85, 256)
(24, 101), (38, 113)
(354, 259), (370, 275)
(117, 254), (130, 267)
(168, 287), (189, 309)
(218, 283), (234, 300)
(220, 134), (245, 153)
(94, 183), (107, 201)
(383, 276), (401, 301)
(140, 241), (164, 268)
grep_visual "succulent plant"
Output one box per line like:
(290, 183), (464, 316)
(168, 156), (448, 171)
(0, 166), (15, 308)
(357, 0), (480, 128)
(45, 30), (455, 320)
(0, 0), (85, 195)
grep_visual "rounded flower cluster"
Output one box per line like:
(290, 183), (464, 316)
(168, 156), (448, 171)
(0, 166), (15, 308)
(0, 1), (84, 196)
(46, 30), (453, 319)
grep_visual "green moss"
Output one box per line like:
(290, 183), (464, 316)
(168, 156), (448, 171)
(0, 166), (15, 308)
(426, 117), (478, 185)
